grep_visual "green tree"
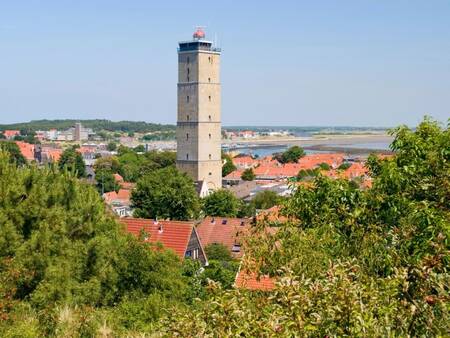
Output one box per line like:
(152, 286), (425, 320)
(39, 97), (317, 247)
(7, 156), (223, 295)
(0, 150), (188, 336)
(274, 145), (305, 163)
(58, 147), (86, 178)
(0, 141), (27, 166)
(205, 243), (233, 261)
(107, 142), (117, 151)
(144, 151), (176, 169)
(222, 152), (236, 177)
(250, 190), (280, 210)
(131, 167), (200, 220)
(95, 169), (120, 194)
(94, 155), (120, 173)
(318, 162), (331, 170)
(202, 189), (241, 217)
(297, 168), (320, 181)
(338, 162), (351, 170)
(161, 117), (450, 336)
(241, 168), (256, 181)
(134, 144), (145, 153)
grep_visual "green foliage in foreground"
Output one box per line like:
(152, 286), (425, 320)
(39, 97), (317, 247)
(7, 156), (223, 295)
(0, 151), (188, 336)
(0, 141), (27, 166)
(0, 117), (448, 336)
(163, 117), (450, 336)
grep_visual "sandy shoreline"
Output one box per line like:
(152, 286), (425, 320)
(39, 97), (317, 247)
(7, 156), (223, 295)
(222, 134), (394, 147)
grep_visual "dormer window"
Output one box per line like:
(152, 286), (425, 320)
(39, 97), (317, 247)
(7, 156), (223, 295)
(232, 244), (241, 252)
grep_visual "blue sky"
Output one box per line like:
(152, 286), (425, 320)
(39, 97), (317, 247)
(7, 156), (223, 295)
(1, 0), (449, 126)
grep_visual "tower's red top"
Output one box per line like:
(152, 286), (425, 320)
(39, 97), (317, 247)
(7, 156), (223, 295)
(193, 28), (205, 39)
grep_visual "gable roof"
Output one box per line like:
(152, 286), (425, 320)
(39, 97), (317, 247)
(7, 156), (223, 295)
(120, 218), (195, 259)
(196, 217), (251, 257)
(103, 189), (131, 205)
(15, 141), (35, 161)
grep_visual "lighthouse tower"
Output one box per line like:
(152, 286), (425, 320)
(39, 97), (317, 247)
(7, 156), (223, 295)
(176, 28), (222, 195)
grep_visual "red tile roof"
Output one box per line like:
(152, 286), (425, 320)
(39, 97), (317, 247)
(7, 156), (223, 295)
(114, 173), (124, 182)
(3, 130), (20, 139)
(120, 218), (195, 259)
(15, 141), (35, 161)
(43, 148), (62, 162)
(196, 217), (251, 257)
(224, 169), (244, 180)
(235, 270), (275, 291)
(103, 189), (131, 205)
(232, 155), (258, 168)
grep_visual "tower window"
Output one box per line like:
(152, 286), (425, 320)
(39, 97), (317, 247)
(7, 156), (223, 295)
(187, 96), (189, 103)
(208, 96), (211, 102)
(209, 172), (212, 175)
(186, 133), (189, 140)
(186, 115), (190, 121)
(187, 68), (190, 74)
(208, 56), (211, 63)
(186, 153), (189, 160)
(208, 115), (211, 121)
(208, 133), (211, 139)
(208, 77), (211, 83)
(209, 154), (211, 160)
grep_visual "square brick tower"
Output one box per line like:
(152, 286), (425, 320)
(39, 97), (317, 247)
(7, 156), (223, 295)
(176, 28), (222, 194)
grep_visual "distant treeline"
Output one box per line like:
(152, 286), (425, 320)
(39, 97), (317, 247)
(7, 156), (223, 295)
(0, 119), (176, 133)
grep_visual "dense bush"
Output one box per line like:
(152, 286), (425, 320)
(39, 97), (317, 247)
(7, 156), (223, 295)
(162, 118), (450, 336)
(0, 151), (188, 336)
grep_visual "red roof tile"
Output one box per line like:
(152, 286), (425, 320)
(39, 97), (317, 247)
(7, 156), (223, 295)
(197, 217), (251, 257)
(120, 218), (195, 259)
(15, 141), (35, 161)
(235, 270), (275, 291)
(103, 189), (131, 205)
(3, 130), (20, 138)
(224, 169), (244, 180)
(114, 173), (124, 182)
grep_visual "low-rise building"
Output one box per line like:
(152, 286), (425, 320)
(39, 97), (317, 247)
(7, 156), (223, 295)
(3, 130), (20, 140)
(121, 218), (208, 265)
(196, 217), (252, 258)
